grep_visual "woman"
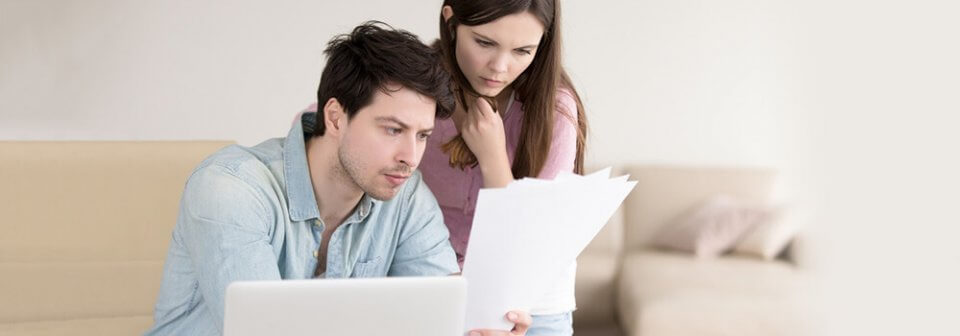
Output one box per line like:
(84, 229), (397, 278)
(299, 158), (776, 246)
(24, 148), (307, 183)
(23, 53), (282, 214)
(419, 1), (588, 335)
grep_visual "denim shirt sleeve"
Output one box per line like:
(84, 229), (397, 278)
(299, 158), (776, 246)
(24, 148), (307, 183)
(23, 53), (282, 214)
(177, 163), (281, 331)
(388, 175), (460, 276)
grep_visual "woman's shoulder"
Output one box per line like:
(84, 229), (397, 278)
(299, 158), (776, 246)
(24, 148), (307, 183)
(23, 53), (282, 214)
(553, 87), (579, 123)
(512, 87), (579, 125)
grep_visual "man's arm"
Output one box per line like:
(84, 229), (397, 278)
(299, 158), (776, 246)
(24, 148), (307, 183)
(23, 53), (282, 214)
(177, 164), (282, 331)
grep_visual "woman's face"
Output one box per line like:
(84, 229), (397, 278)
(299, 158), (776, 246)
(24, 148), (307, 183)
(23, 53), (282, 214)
(452, 11), (545, 98)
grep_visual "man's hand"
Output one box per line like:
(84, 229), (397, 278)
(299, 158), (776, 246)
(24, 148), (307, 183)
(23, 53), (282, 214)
(468, 310), (532, 336)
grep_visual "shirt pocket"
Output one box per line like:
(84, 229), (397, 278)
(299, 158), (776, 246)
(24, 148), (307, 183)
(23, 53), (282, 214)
(350, 256), (384, 278)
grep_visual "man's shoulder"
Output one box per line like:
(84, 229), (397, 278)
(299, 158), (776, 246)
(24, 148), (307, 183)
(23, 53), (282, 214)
(178, 140), (289, 227)
(189, 139), (285, 189)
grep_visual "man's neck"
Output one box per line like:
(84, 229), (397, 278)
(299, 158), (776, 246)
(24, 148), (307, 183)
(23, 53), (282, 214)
(304, 137), (363, 228)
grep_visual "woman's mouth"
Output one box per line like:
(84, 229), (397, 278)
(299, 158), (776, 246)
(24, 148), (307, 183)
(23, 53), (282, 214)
(481, 77), (504, 88)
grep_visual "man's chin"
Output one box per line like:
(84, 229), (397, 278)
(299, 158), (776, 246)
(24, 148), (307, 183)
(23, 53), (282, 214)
(365, 187), (399, 201)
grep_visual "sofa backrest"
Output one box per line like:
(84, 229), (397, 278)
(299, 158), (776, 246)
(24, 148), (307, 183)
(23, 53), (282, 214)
(580, 166), (625, 257)
(0, 141), (231, 333)
(573, 166), (626, 330)
(620, 165), (777, 253)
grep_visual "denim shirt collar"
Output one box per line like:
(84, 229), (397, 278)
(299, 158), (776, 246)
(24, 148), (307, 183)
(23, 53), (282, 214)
(283, 113), (375, 223)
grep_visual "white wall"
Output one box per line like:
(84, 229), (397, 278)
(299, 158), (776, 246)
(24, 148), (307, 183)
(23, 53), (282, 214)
(1, 0), (799, 170)
(0, 0), (442, 144)
(2, 0), (958, 334)
(778, 1), (960, 334)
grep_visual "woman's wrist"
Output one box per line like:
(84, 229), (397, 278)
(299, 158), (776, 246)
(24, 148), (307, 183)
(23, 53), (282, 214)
(478, 151), (512, 188)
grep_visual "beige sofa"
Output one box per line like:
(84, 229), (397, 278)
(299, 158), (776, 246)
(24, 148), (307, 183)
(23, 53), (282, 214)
(0, 141), (232, 336)
(573, 166), (814, 336)
(1, 142), (811, 335)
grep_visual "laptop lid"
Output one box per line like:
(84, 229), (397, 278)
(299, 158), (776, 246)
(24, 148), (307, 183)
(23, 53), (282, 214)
(223, 276), (467, 336)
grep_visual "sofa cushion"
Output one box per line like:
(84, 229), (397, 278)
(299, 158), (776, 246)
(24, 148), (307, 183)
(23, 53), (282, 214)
(652, 195), (771, 257)
(621, 292), (811, 336)
(620, 250), (800, 300)
(0, 261), (163, 323)
(617, 250), (809, 335)
(620, 166), (776, 252)
(0, 315), (153, 336)
(733, 207), (800, 260)
(574, 254), (620, 327)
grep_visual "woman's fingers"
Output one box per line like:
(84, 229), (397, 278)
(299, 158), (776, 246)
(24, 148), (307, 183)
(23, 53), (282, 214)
(475, 96), (495, 116)
(507, 310), (532, 335)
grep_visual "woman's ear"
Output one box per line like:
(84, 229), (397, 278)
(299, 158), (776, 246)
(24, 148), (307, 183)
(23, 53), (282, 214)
(442, 5), (454, 22)
(322, 97), (345, 135)
(442, 6), (457, 40)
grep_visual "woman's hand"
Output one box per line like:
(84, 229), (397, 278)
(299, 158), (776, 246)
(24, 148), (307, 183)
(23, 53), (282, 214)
(460, 96), (513, 187)
(468, 310), (532, 336)
(460, 96), (507, 167)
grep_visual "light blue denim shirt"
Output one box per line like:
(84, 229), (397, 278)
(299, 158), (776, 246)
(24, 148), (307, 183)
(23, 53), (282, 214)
(145, 114), (459, 335)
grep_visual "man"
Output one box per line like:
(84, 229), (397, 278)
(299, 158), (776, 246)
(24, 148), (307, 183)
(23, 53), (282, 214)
(145, 22), (529, 335)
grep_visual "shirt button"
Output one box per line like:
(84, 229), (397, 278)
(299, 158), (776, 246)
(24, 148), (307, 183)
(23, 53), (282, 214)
(313, 250), (319, 258)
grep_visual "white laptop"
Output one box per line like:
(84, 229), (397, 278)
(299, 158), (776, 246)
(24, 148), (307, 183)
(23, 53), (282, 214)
(223, 276), (467, 336)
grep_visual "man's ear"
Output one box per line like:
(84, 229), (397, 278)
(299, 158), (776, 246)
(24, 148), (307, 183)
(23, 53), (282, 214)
(322, 97), (345, 135)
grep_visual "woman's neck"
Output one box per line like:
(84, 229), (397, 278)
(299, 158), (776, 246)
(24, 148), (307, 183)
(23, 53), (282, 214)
(451, 87), (513, 130)
(494, 88), (513, 114)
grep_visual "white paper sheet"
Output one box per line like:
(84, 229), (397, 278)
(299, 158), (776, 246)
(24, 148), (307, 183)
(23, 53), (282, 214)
(461, 167), (636, 332)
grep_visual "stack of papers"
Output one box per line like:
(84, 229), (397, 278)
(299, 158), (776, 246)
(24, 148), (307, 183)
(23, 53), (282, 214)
(461, 167), (637, 331)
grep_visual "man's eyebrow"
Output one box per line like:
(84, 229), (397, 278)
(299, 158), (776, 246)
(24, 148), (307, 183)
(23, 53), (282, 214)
(375, 116), (433, 133)
(472, 32), (539, 50)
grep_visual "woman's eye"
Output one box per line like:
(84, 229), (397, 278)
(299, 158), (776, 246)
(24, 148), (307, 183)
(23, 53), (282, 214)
(476, 39), (494, 47)
(515, 49), (532, 56)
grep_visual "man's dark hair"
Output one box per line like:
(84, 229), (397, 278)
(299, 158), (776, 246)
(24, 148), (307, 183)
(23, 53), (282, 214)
(312, 21), (454, 136)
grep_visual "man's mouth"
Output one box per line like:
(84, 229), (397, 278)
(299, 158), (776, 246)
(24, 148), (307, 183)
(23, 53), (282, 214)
(384, 173), (410, 186)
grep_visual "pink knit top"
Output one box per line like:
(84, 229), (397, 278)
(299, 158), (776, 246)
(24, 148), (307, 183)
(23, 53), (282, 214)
(418, 89), (580, 267)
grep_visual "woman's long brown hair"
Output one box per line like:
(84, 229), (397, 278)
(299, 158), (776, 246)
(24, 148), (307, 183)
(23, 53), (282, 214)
(437, 0), (588, 177)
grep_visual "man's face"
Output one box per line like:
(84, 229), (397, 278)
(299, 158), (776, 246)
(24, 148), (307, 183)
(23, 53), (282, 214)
(336, 85), (436, 201)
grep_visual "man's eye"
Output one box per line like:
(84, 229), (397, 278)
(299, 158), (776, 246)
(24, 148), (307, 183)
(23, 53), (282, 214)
(387, 128), (402, 135)
(418, 133), (431, 141)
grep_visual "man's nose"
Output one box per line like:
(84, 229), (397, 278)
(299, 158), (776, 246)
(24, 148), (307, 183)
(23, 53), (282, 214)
(396, 135), (418, 169)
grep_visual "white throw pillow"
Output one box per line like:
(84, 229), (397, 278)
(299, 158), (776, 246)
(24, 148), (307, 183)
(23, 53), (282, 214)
(653, 195), (771, 258)
(733, 208), (800, 260)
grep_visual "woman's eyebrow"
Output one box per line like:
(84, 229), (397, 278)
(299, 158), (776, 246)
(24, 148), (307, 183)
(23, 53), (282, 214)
(472, 32), (540, 50)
